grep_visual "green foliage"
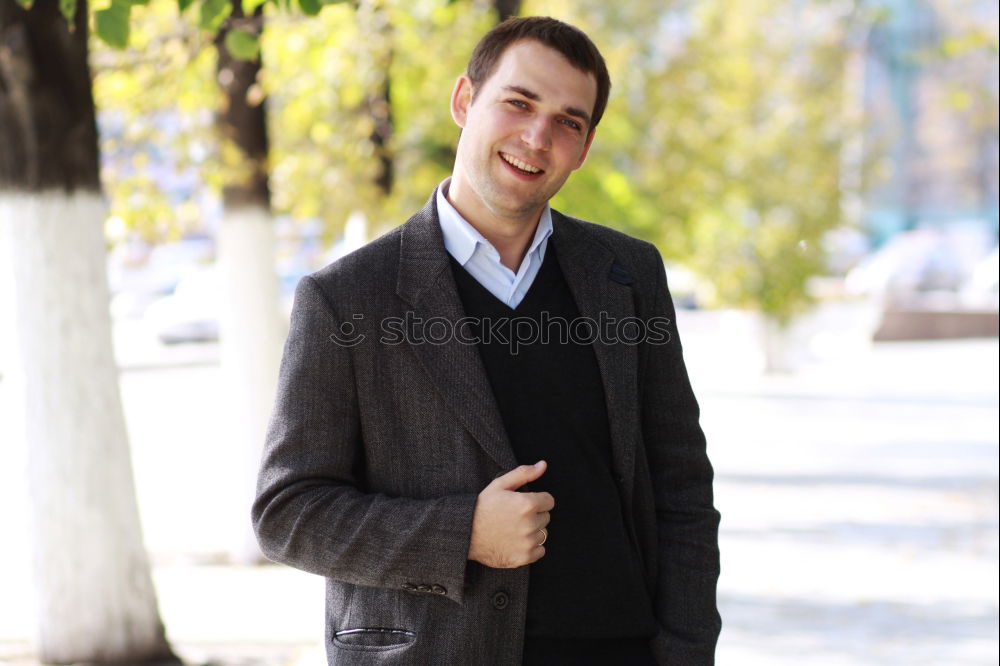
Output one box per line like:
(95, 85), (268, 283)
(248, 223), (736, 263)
(927, 13), (999, 136)
(296, 0), (319, 16)
(59, 0), (76, 22)
(93, 0), (220, 241)
(35, 0), (352, 49)
(93, 0), (490, 241)
(241, 0), (268, 13)
(262, 0), (492, 234)
(197, 0), (228, 31)
(95, 0), (132, 47)
(224, 27), (259, 58)
(528, 0), (866, 323)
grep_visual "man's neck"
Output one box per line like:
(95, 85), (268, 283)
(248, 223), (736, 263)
(444, 187), (542, 273)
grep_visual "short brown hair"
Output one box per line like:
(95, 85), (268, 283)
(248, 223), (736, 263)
(466, 16), (611, 131)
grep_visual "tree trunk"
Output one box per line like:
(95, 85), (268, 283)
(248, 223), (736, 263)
(342, 0), (391, 239)
(215, 2), (284, 563)
(356, 0), (394, 202)
(493, 0), (520, 23)
(0, 0), (175, 661)
(366, 59), (394, 198)
(760, 314), (799, 374)
(363, 3), (393, 201)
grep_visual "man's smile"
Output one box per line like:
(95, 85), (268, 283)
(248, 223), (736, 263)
(499, 151), (544, 176)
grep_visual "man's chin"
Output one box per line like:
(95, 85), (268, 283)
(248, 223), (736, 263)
(484, 195), (549, 223)
(480, 184), (551, 217)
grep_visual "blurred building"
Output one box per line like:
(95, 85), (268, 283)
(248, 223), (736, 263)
(848, 0), (999, 338)
(861, 0), (998, 241)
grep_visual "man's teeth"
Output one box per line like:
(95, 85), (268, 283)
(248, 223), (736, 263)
(501, 153), (541, 174)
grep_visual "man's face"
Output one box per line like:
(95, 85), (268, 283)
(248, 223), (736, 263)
(448, 39), (598, 227)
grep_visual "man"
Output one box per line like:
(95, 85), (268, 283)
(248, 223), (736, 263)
(252, 16), (720, 666)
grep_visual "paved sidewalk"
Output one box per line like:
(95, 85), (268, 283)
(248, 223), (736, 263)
(2, 332), (997, 665)
(697, 339), (999, 665)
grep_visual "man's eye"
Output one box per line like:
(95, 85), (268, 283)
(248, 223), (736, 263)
(508, 99), (528, 109)
(561, 119), (582, 131)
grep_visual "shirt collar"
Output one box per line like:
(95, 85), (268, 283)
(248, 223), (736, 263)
(436, 178), (553, 267)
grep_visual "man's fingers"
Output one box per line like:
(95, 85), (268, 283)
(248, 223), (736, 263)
(530, 512), (551, 531)
(491, 460), (547, 491)
(527, 545), (546, 564)
(524, 491), (555, 513)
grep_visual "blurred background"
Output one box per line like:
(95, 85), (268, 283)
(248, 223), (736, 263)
(0, 0), (997, 664)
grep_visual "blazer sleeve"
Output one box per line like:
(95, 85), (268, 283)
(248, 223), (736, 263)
(251, 275), (477, 605)
(639, 244), (722, 664)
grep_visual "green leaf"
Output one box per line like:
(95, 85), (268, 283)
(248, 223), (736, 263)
(177, 0), (194, 12)
(224, 28), (259, 60)
(297, 0), (319, 15)
(241, 0), (267, 16)
(59, 0), (75, 23)
(95, 0), (131, 48)
(199, 0), (231, 32)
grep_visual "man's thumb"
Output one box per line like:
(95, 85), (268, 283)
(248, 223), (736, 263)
(494, 460), (546, 491)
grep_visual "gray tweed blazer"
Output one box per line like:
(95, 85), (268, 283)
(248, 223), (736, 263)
(252, 191), (721, 665)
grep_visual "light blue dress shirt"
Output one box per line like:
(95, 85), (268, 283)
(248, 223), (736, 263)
(436, 179), (552, 309)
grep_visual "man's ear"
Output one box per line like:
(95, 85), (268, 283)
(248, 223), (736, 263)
(450, 75), (474, 128)
(573, 129), (597, 170)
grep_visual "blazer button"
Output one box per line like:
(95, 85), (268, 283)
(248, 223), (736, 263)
(431, 584), (447, 595)
(401, 582), (416, 591)
(417, 584), (431, 593)
(491, 591), (510, 610)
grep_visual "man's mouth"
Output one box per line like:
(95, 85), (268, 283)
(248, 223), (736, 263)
(499, 152), (543, 175)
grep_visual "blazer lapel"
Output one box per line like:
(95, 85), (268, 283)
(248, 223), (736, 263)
(552, 211), (641, 501)
(396, 193), (518, 471)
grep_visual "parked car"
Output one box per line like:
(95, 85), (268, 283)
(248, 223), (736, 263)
(143, 266), (221, 344)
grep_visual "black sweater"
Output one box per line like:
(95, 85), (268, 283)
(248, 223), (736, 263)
(449, 240), (657, 639)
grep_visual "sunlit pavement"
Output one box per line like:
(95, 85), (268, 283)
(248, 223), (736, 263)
(682, 329), (999, 665)
(1, 319), (997, 665)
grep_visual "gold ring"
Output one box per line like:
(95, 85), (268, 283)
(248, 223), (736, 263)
(537, 528), (548, 547)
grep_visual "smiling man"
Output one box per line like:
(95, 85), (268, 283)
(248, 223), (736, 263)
(253, 16), (720, 666)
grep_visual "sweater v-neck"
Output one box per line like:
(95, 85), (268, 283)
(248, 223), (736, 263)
(448, 236), (562, 316)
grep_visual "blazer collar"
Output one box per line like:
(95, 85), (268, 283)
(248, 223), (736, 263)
(396, 190), (617, 306)
(396, 190), (450, 308)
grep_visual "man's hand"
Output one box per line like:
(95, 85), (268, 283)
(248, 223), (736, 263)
(468, 461), (554, 569)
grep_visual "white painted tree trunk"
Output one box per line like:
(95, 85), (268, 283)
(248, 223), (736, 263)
(216, 206), (284, 564)
(760, 315), (798, 374)
(0, 192), (172, 662)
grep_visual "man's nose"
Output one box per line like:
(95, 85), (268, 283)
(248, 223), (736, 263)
(520, 116), (552, 151)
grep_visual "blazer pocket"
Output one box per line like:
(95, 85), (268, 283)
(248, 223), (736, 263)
(333, 627), (417, 652)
